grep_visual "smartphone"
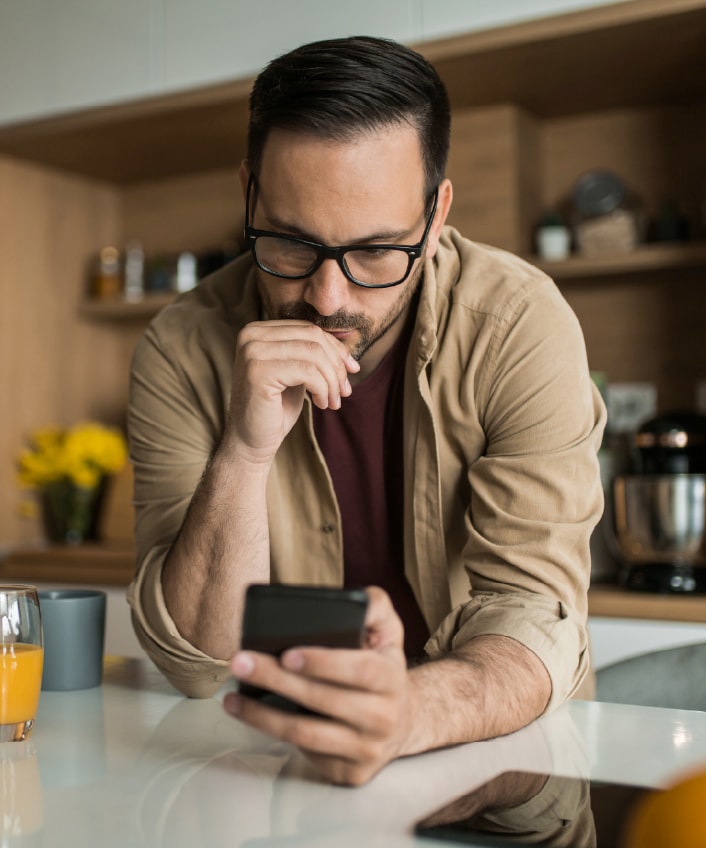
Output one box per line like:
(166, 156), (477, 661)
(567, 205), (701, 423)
(415, 770), (658, 847)
(238, 583), (368, 714)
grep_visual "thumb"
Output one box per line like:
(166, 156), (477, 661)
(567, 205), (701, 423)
(363, 586), (404, 652)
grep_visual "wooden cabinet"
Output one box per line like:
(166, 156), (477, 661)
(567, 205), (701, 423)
(2, 0), (706, 544)
(589, 583), (706, 668)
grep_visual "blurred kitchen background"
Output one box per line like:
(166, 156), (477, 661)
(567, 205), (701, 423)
(1, 0), (705, 665)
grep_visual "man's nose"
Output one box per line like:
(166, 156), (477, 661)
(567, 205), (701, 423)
(304, 258), (351, 317)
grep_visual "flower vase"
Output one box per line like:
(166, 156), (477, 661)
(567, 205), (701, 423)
(40, 480), (105, 545)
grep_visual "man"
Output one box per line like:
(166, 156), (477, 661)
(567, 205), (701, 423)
(127, 35), (605, 786)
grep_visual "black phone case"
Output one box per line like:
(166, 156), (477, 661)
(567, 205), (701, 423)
(238, 584), (368, 714)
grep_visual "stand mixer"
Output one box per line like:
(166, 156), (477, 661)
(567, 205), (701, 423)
(613, 412), (706, 593)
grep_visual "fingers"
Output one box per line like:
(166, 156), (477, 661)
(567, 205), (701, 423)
(231, 648), (396, 720)
(362, 586), (405, 651)
(237, 321), (359, 410)
(228, 587), (406, 725)
(224, 588), (411, 786)
(226, 320), (361, 461)
(280, 645), (395, 694)
(223, 690), (382, 786)
(226, 651), (406, 787)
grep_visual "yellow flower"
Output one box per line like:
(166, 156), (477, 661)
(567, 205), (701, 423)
(16, 421), (128, 492)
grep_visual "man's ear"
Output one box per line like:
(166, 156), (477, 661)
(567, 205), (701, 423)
(238, 160), (250, 197)
(425, 178), (453, 259)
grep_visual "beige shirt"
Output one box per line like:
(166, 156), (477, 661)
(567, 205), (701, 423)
(127, 227), (606, 703)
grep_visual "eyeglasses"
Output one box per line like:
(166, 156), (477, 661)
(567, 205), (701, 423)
(244, 173), (438, 289)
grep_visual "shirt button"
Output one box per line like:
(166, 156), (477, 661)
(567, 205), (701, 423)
(322, 524), (336, 534)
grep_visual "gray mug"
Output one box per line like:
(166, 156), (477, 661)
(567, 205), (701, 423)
(38, 590), (107, 691)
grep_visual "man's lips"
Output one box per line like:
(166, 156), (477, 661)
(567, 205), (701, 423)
(325, 329), (355, 339)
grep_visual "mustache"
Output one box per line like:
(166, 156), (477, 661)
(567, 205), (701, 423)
(277, 302), (370, 332)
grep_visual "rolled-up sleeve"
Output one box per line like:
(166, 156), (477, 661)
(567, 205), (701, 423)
(127, 545), (230, 697)
(425, 592), (592, 708)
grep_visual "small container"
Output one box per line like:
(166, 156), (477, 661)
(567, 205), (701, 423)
(536, 212), (571, 260)
(92, 246), (122, 299)
(37, 590), (106, 691)
(123, 240), (145, 301)
(175, 252), (198, 293)
(571, 170), (643, 256)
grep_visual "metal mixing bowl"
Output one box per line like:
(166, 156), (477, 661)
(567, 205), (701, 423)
(613, 474), (706, 566)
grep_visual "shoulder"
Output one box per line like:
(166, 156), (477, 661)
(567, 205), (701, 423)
(432, 227), (566, 321)
(420, 228), (587, 394)
(425, 228), (582, 351)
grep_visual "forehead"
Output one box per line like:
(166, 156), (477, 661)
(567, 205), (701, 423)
(255, 126), (427, 235)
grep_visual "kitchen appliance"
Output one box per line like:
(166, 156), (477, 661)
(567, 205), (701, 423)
(633, 411), (706, 474)
(613, 412), (706, 593)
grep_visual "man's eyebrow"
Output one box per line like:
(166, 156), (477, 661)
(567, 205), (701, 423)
(264, 213), (414, 245)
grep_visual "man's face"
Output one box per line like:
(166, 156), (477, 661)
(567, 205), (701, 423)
(243, 125), (448, 372)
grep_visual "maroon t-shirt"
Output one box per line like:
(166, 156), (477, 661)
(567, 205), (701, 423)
(312, 318), (429, 658)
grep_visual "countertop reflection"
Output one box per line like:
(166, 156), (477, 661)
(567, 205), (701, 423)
(2, 657), (706, 847)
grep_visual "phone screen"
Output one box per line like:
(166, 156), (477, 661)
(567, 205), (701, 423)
(241, 584), (368, 654)
(415, 770), (658, 847)
(239, 584), (368, 714)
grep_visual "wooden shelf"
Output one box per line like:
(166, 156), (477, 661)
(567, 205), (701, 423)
(529, 241), (706, 280)
(0, 0), (705, 184)
(78, 292), (176, 320)
(0, 543), (135, 586)
(77, 242), (706, 323)
(589, 582), (706, 623)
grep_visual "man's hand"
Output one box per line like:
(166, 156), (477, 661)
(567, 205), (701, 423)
(225, 320), (360, 466)
(223, 585), (552, 787)
(224, 587), (412, 786)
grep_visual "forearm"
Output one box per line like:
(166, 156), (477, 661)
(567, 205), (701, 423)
(161, 442), (270, 659)
(401, 634), (552, 756)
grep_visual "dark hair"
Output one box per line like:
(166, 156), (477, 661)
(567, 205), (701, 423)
(247, 36), (450, 198)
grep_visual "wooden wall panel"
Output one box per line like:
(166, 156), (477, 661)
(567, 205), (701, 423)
(539, 105), (706, 414)
(0, 156), (125, 544)
(122, 166), (244, 256)
(446, 105), (541, 253)
(540, 104), (706, 232)
(561, 271), (706, 412)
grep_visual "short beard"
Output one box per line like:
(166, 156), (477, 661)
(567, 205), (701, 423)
(257, 261), (424, 362)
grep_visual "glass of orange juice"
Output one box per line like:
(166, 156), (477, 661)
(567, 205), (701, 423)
(0, 585), (43, 742)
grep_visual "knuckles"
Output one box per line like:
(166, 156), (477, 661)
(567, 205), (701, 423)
(317, 737), (392, 787)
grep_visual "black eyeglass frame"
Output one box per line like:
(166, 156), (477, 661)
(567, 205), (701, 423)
(244, 172), (439, 289)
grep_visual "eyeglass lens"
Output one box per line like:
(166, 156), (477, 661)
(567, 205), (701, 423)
(254, 237), (412, 286)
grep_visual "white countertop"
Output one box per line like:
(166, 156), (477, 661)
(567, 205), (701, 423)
(4, 657), (706, 847)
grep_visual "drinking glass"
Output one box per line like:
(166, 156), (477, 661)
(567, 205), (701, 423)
(0, 585), (44, 742)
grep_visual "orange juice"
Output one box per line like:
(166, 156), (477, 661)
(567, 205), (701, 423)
(0, 644), (43, 725)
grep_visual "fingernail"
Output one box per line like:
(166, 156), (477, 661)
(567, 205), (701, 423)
(347, 355), (360, 371)
(231, 652), (255, 678)
(282, 649), (304, 671)
(342, 379), (352, 395)
(224, 693), (241, 716)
